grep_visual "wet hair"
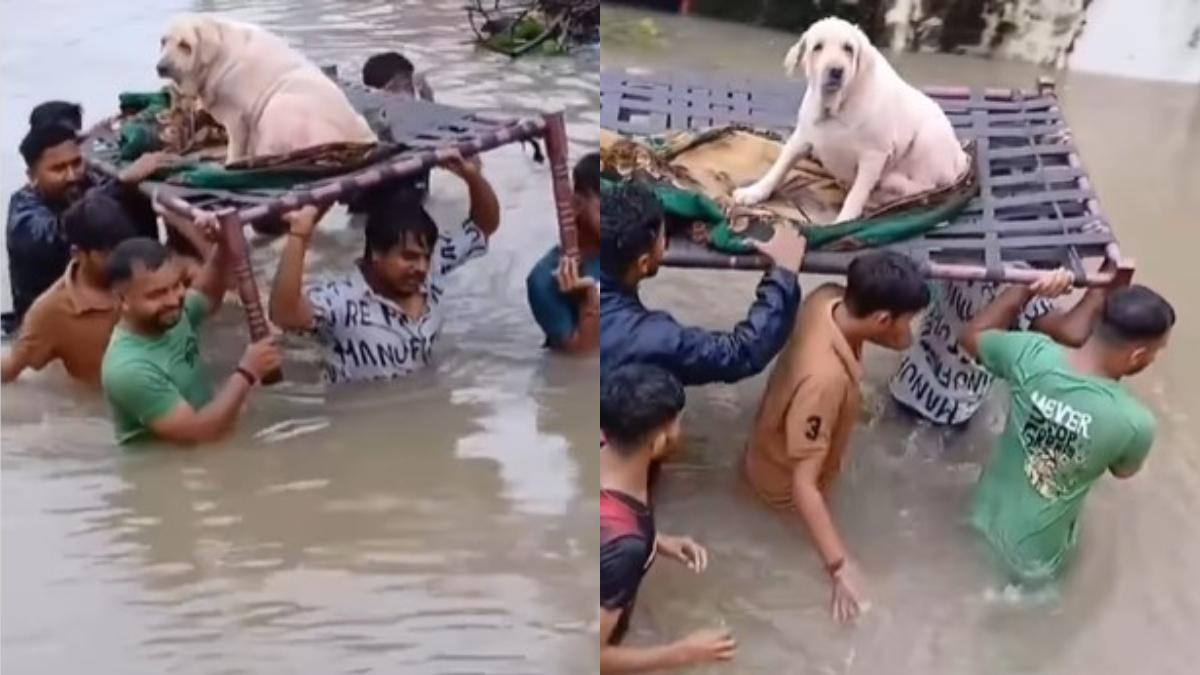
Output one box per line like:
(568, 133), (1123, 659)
(601, 364), (686, 456)
(1094, 285), (1175, 345)
(62, 192), (139, 252)
(599, 182), (664, 278)
(843, 251), (930, 317)
(30, 101), (83, 132)
(363, 189), (439, 257)
(362, 51), (415, 89)
(573, 152), (600, 197)
(19, 123), (79, 168)
(106, 238), (173, 286)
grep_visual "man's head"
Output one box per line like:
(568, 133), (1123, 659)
(63, 192), (139, 279)
(1092, 285), (1175, 377)
(106, 238), (188, 331)
(601, 364), (686, 463)
(842, 251), (929, 350)
(20, 123), (85, 202)
(599, 182), (665, 284)
(362, 51), (417, 94)
(30, 101), (84, 132)
(362, 191), (440, 296)
(573, 152), (601, 236)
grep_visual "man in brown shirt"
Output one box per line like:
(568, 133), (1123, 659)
(2, 192), (139, 386)
(744, 251), (930, 623)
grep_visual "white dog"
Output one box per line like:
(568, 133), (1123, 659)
(156, 15), (377, 164)
(733, 17), (968, 223)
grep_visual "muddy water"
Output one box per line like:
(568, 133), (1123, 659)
(0, 1), (598, 673)
(604, 7), (1200, 675)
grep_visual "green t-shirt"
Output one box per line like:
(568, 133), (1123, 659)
(101, 292), (214, 445)
(970, 331), (1155, 583)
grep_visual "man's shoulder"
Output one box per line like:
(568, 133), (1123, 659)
(24, 275), (72, 320)
(6, 185), (40, 221)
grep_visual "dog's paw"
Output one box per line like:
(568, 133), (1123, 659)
(733, 183), (771, 206)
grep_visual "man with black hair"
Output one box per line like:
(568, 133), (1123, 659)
(268, 151), (500, 383)
(29, 100), (83, 131)
(1, 192), (137, 385)
(525, 152), (601, 354)
(6, 121), (173, 328)
(744, 251), (934, 623)
(361, 51), (435, 101)
(960, 281), (1173, 584)
(598, 181), (806, 386)
(600, 363), (736, 672)
(101, 236), (272, 446)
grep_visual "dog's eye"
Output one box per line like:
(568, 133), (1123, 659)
(843, 42), (854, 56)
(812, 41), (824, 53)
(178, 40), (193, 54)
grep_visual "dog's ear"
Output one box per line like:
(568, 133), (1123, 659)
(191, 17), (224, 68)
(783, 35), (807, 78)
(852, 24), (876, 80)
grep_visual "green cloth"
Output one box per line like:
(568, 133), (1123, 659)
(600, 177), (972, 253)
(101, 292), (214, 445)
(970, 331), (1156, 583)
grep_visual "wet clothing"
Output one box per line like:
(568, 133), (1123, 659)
(598, 267), (801, 385)
(970, 331), (1155, 582)
(5, 177), (157, 325)
(525, 245), (601, 348)
(889, 271), (1054, 426)
(5, 261), (118, 385)
(600, 488), (656, 645)
(744, 284), (863, 507)
(101, 292), (213, 445)
(302, 219), (486, 383)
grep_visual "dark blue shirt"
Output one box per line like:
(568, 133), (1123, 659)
(526, 245), (602, 348)
(598, 267), (802, 386)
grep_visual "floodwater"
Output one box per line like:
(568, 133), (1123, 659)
(604, 7), (1200, 675)
(0, 1), (599, 673)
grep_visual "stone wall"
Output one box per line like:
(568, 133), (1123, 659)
(687, 0), (1200, 82)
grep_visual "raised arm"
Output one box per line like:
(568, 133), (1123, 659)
(269, 206), (322, 331)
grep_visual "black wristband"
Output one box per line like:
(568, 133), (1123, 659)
(235, 366), (258, 386)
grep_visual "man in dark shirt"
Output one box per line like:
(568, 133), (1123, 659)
(5, 122), (172, 330)
(600, 363), (736, 672)
(598, 181), (807, 386)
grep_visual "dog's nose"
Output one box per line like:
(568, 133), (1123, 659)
(155, 62), (169, 78)
(828, 66), (845, 81)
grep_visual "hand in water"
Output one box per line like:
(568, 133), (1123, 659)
(676, 627), (736, 665)
(554, 255), (596, 295)
(830, 559), (869, 624)
(238, 336), (282, 383)
(658, 535), (709, 573)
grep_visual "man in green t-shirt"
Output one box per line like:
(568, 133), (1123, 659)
(101, 236), (280, 445)
(960, 276), (1175, 583)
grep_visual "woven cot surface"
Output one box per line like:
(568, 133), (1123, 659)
(601, 68), (1115, 278)
(83, 82), (538, 217)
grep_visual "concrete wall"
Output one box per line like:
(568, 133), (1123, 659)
(684, 0), (1200, 84)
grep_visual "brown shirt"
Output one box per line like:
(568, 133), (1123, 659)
(743, 283), (863, 509)
(6, 262), (118, 385)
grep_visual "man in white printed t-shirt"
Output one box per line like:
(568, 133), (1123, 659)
(889, 262), (1111, 427)
(268, 151), (500, 383)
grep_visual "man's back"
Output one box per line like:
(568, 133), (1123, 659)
(971, 331), (1155, 581)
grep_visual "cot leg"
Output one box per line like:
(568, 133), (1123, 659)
(542, 111), (579, 258)
(219, 212), (283, 385)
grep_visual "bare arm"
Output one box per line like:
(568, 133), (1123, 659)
(960, 285), (1033, 360)
(1031, 286), (1107, 348)
(269, 233), (317, 331)
(559, 290), (599, 355)
(599, 608), (687, 673)
(147, 373), (255, 445)
(791, 455), (849, 568)
(1, 303), (55, 384)
(455, 162), (501, 238)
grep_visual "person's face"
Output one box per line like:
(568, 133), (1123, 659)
(864, 309), (922, 350)
(574, 190), (600, 236)
(28, 140), (85, 202)
(1121, 332), (1171, 376)
(116, 259), (188, 329)
(370, 232), (432, 295)
(631, 225), (666, 282)
(649, 415), (683, 462)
